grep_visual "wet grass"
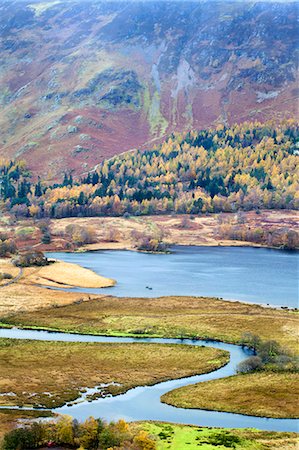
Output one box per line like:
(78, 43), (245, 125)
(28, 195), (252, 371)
(0, 338), (228, 409)
(161, 372), (299, 419)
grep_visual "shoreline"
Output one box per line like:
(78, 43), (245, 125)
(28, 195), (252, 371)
(2, 210), (298, 254)
(53, 240), (299, 254)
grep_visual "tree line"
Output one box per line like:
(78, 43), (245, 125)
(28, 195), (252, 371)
(1, 120), (298, 219)
(2, 417), (156, 450)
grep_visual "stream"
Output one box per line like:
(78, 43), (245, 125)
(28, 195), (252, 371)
(0, 328), (298, 432)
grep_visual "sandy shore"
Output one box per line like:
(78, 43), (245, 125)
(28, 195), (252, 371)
(0, 259), (114, 316)
(26, 260), (115, 289)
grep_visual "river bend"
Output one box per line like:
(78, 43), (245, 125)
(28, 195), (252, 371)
(0, 328), (297, 432)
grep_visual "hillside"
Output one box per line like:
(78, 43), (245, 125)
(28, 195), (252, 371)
(1, 121), (298, 219)
(0, 0), (298, 179)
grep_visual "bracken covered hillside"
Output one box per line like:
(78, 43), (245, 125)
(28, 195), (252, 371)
(0, 0), (298, 179)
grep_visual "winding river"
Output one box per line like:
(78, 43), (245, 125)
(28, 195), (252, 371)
(46, 246), (299, 307)
(1, 247), (298, 431)
(0, 328), (298, 432)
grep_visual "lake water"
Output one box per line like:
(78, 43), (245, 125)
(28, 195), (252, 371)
(46, 246), (299, 307)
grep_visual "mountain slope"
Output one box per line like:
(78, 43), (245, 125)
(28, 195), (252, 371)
(0, 0), (298, 179)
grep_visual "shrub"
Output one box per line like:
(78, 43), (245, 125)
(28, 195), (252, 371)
(0, 272), (13, 280)
(0, 238), (17, 257)
(237, 356), (263, 373)
(2, 423), (44, 450)
(13, 251), (48, 267)
(258, 340), (282, 363)
(240, 332), (261, 353)
(204, 431), (241, 448)
(41, 231), (51, 244)
(179, 216), (192, 229)
(15, 227), (35, 237)
(65, 224), (97, 245)
(37, 220), (50, 233)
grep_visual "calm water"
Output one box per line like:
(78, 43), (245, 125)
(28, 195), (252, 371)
(0, 328), (298, 432)
(46, 246), (299, 307)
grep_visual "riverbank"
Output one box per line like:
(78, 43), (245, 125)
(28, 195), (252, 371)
(4, 295), (297, 354)
(0, 338), (228, 408)
(161, 372), (299, 419)
(0, 329), (298, 432)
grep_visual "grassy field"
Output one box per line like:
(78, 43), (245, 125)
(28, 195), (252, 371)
(135, 422), (299, 450)
(0, 279), (101, 316)
(0, 259), (20, 286)
(0, 338), (228, 408)
(3, 296), (298, 353)
(161, 372), (299, 418)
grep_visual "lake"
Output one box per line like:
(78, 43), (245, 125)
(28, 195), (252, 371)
(46, 246), (299, 307)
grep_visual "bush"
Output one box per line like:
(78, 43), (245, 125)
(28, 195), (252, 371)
(204, 431), (241, 448)
(65, 224), (97, 245)
(0, 238), (17, 257)
(132, 229), (168, 253)
(237, 356), (263, 373)
(41, 231), (51, 244)
(138, 236), (167, 252)
(240, 332), (261, 352)
(179, 216), (192, 229)
(237, 336), (296, 373)
(258, 340), (282, 363)
(37, 220), (50, 233)
(13, 251), (49, 267)
(15, 227), (35, 237)
(0, 272), (13, 280)
(2, 423), (44, 450)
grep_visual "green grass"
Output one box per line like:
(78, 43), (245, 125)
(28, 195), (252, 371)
(136, 422), (299, 449)
(15, 226), (36, 236)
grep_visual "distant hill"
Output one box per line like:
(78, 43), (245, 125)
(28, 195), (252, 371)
(0, 0), (298, 179)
